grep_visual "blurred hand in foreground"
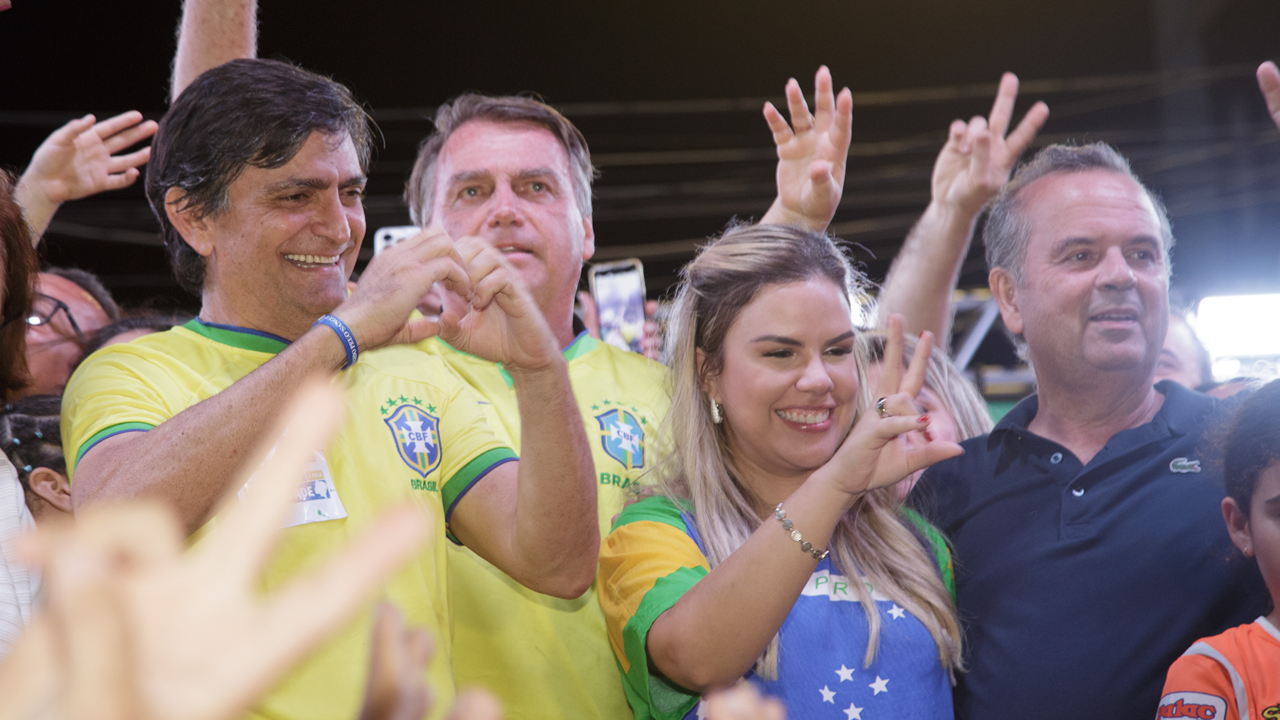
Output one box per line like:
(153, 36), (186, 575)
(360, 603), (504, 720)
(0, 380), (429, 720)
(703, 682), (787, 720)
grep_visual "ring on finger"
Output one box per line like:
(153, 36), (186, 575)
(876, 397), (890, 418)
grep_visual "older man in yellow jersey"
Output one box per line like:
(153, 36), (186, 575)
(168, 3), (853, 717)
(65, 49), (600, 720)
(403, 82), (855, 720)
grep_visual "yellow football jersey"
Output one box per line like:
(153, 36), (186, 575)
(420, 331), (670, 720)
(63, 319), (517, 720)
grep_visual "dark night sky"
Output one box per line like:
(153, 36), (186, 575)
(2, 0), (1280, 314)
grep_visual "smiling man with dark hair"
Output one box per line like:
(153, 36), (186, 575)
(63, 47), (602, 720)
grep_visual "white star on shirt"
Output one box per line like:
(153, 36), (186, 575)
(819, 685), (836, 703)
(888, 604), (906, 620)
(844, 703), (863, 720)
(608, 418), (639, 454)
(869, 676), (889, 695)
(836, 664), (855, 682)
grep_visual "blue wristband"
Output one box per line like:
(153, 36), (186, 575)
(313, 314), (359, 369)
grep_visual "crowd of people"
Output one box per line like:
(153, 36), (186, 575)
(1, 1), (1279, 719)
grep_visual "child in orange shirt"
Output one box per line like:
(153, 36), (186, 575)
(1158, 379), (1280, 720)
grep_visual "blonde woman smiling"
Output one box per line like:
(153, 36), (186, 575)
(600, 224), (964, 720)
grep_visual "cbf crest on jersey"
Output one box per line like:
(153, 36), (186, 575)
(385, 403), (441, 478)
(595, 407), (645, 471)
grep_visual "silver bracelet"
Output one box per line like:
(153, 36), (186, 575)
(774, 503), (830, 561)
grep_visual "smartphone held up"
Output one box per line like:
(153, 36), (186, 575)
(588, 259), (647, 354)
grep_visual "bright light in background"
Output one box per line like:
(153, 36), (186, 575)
(1194, 294), (1280, 381)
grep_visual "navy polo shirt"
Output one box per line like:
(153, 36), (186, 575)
(910, 381), (1267, 720)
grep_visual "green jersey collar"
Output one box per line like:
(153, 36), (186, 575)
(440, 330), (599, 388)
(562, 330), (597, 360)
(183, 318), (290, 355)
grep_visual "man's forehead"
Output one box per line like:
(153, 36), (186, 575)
(438, 119), (572, 178)
(1021, 169), (1163, 237)
(38, 274), (105, 315)
(236, 131), (364, 190)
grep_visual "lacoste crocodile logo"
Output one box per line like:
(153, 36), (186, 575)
(1170, 458), (1201, 474)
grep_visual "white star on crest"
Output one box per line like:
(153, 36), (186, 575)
(844, 703), (863, 720)
(836, 664), (855, 682)
(608, 418), (639, 454)
(819, 685), (836, 704)
(869, 676), (889, 695)
(888, 604), (906, 620)
(400, 416), (437, 456)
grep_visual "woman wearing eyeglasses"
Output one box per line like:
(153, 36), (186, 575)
(20, 270), (117, 397)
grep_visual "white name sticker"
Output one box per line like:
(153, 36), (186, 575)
(801, 569), (892, 603)
(238, 449), (348, 528)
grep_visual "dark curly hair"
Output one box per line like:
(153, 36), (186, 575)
(146, 58), (374, 294)
(0, 171), (38, 402)
(0, 394), (64, 511)
(1223, 379), (1280, 515)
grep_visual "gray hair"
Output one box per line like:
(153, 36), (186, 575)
(405, 94), (597, 226)
(984, 143), (1174, 285)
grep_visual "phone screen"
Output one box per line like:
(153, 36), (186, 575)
(592, 262), (646, 354)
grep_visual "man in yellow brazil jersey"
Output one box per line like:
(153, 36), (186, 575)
(168, 2), (854, 717)
(62, 53), (599, 720)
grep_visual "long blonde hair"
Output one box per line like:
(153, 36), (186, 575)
(655, 223), (963, 677)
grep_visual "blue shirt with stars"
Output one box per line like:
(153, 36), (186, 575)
(910, 380), (1268, 720)
(739, 554), (954, 720)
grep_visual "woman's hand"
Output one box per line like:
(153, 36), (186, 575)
(759, 65), (853, 232)
(15, 111), (158, 242)
(821, 315), (963, 496)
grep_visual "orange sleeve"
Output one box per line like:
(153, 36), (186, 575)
(1157, 654), (1238, 720)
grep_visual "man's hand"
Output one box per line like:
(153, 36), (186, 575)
(1258, 61), (1280, 132)
(332, 227), (472, 351)
(14, 111), (158, 242)
(441, 237), (561, 373)
(759, 66), (853, 232)
(0, 381), (429, 720)
(877, 73), (1048, 340)
(931, 73), (1048, 217)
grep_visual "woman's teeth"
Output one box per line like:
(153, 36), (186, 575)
(285, 254), (340, 267)
(777, 409), (830, 424)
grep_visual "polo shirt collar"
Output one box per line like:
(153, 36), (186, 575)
(183, 318), (290, 354)
(986, 378), (1216, 452)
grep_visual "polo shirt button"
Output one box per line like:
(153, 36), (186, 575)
(1072, 487), (1085, 497)
(1050, 452), (1063, 464)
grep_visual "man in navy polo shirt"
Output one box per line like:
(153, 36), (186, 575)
(910, 142), (1267, 720)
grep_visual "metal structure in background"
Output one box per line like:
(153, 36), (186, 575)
(24, 64), (1279, 296)
(17, 63), (1280, 400)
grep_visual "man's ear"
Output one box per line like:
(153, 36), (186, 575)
(164, 187), (216, 258)
(580, 214), (596, 262)
(989, 267), (1024, 336)
(28, 467), (73, 518)
(1222, 497), (1254, 557)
